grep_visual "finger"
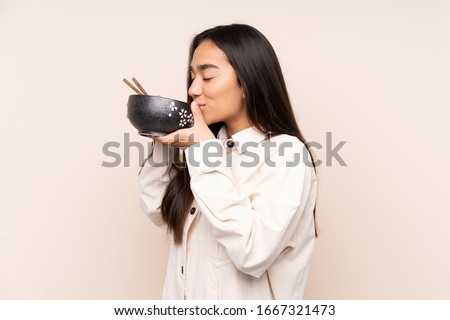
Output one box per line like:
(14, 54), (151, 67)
(154, 132), (176, 144)
(190, 101), (206, 125)
(151, 135), (164, 143)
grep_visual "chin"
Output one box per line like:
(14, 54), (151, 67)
(203, 116), (214, 126)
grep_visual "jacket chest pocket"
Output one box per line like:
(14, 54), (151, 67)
(197, 222), (232, 266)
(205, 240), (232, 268)
(192, 210), (233, 267)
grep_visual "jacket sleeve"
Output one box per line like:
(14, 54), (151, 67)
(138, 140), (175, 229)
(184, 137), (315, 278)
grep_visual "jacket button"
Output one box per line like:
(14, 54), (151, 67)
(190, 207), (196, 215)
(225, 139), (235, 148)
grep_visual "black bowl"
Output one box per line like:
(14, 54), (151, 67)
(127, 95), (194, 136)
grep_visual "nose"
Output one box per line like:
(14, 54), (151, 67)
(188, 79), (202, 99)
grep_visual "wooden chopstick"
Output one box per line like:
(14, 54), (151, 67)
(132, 78), (148, 95)
(123, 78), (143, 95)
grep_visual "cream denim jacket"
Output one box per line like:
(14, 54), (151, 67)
(139, 125), (317, 299)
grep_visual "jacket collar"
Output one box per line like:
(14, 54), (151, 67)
(217, 124), (269, 154)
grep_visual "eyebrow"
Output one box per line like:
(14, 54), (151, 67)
(189, 64), (220, 71)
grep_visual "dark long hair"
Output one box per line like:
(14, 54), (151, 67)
(159, 24), (318, 244)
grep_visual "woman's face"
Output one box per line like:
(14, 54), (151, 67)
(188, 40), (250, 134)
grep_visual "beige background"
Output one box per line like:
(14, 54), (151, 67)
(1, 0), (449, 299)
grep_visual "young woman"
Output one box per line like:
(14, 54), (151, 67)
(139, 24), (318, 299)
